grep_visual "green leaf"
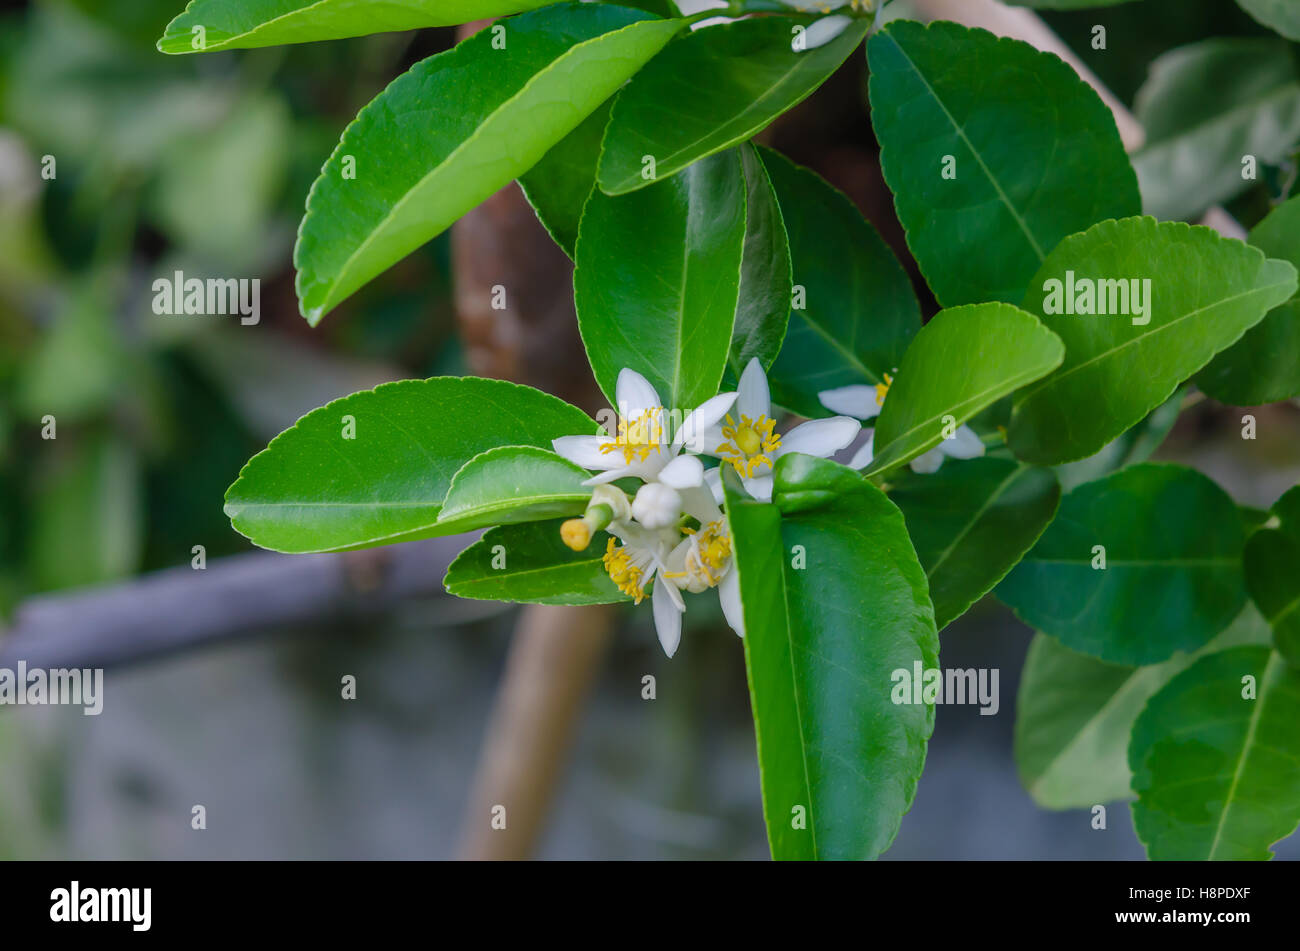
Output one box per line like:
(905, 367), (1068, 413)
(1132, 39), (1300, 221)
(863, 302), (1064, 477)
(1008, 217), (1297, 465)
(1015, 604), (1273, 810)
(726, 454), (938, 860)
(725, 144), (792, 382)
(575, 148), (745, 412)
(1130, 647), (1300, 860)
(1053, 388), (1184, 494)
(1237, 0), (1300, 40)
(435, 446), (592, 533)
(760, 147), (920, 418)
(1245, 530), (1300, 667)
(444, 520), (627, 604)
(224, 377), (598, 554)
(998, 464), (1248, 666)
(158, 0), (556, 53)
(518, 100), (612, 259)
(890, 458), (1060, 631)
(596, 16), (869, 195)
(1198, 196), (1300, 405)
(867, 19), (1139, 307)
(294, 4), (682, 323)
(1244, 485), (1300, 666)
(30, 433), (141, 592)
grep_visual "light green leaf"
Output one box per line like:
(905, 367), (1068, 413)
(1009, 217), (1297, 465)
(444, 520), (627, 604)
(1237, 0), (1300, 40)
(435, 446), (592, 534)
(1015, 604), (1272, 811)
(1133, 39), (1300, 221)
(890, 458), (1060, 631)
(596, 16), (869, 195)
(1130, 647), (1300, 860)
(575, 149), (745, 412)
(158, 0), (556, 53)
(760, 146), (919, 418)
(867, 19), (1139, 307)
(294, 4), (682, 323)
(224, 377), (598, 553)
(518, 100), (612, 259)
(864, 302), (1064, 476)
(726, 454), (938, 860)
(998, 463), (1247, 666)
(726, 143), (792, 382)
(1199, 196), (1300, 405)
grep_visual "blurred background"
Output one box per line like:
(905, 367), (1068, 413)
(0, 0), (1297, 859)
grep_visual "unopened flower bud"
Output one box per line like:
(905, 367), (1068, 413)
(632, 483), (682, 530)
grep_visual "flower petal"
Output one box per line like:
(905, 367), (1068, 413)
(718, 568), (745, 638)
(778, 416), (860, 457)
(847, 430), (875, 470)
(818, 384), (881, 420)
(675, 391), (738, 451)
(743, 473), (775, 502)
(737, 357), (771, 421)
(658, 453), (705, 489)
(909, 446), (946, 474)
(680, 484), (724, 524)
(940, 424), (986, 460)
(797, 14), (852, 52)
(552, 435), (615, 470)
(704, 466), (724, 505)
(616, 368), (661, 419)
(652, 577), (684, 658)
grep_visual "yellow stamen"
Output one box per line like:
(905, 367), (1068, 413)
(875, 372), (893, 407)
(603, 537), (647, 604)
(716, 413), (781, 478)
(599, 408), (664, 465)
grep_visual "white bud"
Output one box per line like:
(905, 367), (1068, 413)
(632, 483), (682, 530)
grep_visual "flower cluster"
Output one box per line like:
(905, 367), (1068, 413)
(553, 359), (859, 657)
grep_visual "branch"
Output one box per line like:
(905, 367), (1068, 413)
(0, 535), (472, 670)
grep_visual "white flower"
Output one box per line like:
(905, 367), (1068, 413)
(552, 368), (736, 487)
(818, 377), (985, 474)
(600, 519), (686, 656)
(664, 480), (745, 644)
(699, 358), (859, 502)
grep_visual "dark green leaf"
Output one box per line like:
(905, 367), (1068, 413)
(295, 4), (682, 323)
(597, 16), (869, 194)
(726, 144), (792, 382)
(224, 378), (598, 553)
(760, 147), (920, 417)
(1009, 217), (1297, 464)
(1237, 0), (1300, 40)
(726, 454), (938, 860)
(444, 519), (627, 604)
(890, 458), (1060, 631)
(518, 100), (612, 259)
(867, 19), (1139, 306)
(575, 149), (746, 411)
(1130, 647), (1300, 859)
(1053, 388), (1184, 493)
(864, 302), (1064, 476)
(998, 463), (1247, 666)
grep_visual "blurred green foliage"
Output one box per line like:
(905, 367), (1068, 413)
(0, 0), (466, 606)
